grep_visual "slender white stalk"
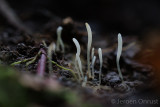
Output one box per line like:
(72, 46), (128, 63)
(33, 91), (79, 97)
(91, 48), (94, 59)
(82, 76), (88, 87)
(56, 26), (65, 52)
(91, 56), (96, 79)
(74, 59), (82, 81)
(73, 38), (84, 80)
(53, 43), (56, 53)
(72, 38), (80, 56)
(48, 43), (56, 74)
(116, 33), (124, 81)
(56, 26), (62, 51)
(59, 37), (65, 53)
(85, 23), (92, 78)
(98, 48), (103, 85)
(76, 53), (84, 79)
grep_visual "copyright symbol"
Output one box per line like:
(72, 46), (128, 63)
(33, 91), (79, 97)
(111, 99), (116, 104)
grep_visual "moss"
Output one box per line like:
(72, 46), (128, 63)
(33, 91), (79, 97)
(0, 65), (28, 107)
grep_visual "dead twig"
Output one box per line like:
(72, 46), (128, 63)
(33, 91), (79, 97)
(37, 49), (47, 76)
(0, 0), (31, 34)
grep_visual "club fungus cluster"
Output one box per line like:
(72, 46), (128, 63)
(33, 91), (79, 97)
(73, 38), (84, 81)
(10, 22), (124, 87)
(72, 23), (124, 86)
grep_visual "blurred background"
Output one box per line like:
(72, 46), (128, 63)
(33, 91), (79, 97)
(4, 0), (160, 35)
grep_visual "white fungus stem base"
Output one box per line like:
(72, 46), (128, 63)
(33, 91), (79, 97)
(98, 48), (103, 85)
(116, 33), (124, 81)
(85, 23), (92, 78)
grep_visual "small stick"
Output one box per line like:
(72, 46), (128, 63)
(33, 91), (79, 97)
(0, 0), (31, 33)
(51, 60), (77, 80)
(11, 57), (33, 66)
(37, 49), (47, 76)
